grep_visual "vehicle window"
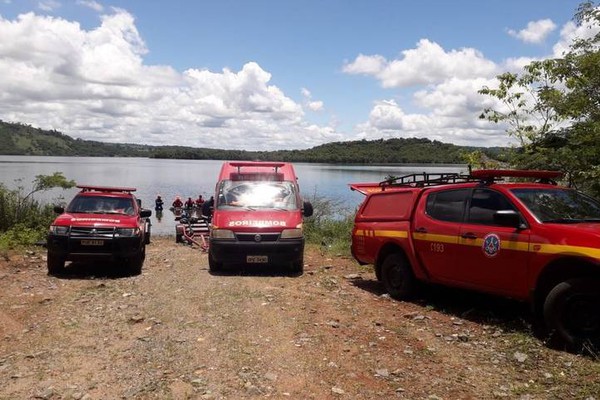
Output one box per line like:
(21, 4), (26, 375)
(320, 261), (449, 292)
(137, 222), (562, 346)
(467, 189), (516, 225)
(425, 189), (468, 223)
(67, 196), (135, 216)
(511, 188), (600, 223)
(216, 180), (298, 210)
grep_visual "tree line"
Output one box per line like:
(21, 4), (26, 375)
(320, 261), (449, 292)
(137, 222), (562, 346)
(0, 120), (502, 164)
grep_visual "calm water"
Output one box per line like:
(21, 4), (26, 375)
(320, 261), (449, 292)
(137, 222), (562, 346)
(0, 156), (466, 235)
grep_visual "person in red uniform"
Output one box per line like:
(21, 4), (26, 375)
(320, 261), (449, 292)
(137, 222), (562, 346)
(172, 196), (183, 208)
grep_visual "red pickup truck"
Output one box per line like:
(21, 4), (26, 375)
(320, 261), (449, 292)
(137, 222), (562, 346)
(350, 170), (600, 350)
(47, 185), (152, 275)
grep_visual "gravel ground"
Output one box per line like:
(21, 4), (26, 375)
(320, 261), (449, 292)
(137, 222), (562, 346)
(0, 237), (599, 399)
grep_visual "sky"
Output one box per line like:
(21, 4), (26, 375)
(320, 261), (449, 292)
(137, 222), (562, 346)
(0, 0), (596, 151)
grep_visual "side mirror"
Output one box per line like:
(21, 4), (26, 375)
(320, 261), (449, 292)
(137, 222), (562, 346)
(53, 206), (64, 214)
(494, 210), (525, 229)
(303, 201), (313, 217)
(140, 209), (152, 218)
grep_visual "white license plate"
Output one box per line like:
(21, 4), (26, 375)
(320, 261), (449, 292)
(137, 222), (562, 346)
(247, 255), (268, 263)
(81, 239), (104, 246)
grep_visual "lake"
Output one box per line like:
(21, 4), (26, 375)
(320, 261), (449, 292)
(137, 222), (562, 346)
(0, 156), (466, 235)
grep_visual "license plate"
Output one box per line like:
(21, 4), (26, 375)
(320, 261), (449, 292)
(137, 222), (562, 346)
(81, 239), (104, 246)
(247, 255), (268, 263)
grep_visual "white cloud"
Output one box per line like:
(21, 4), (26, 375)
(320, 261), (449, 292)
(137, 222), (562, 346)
(343, 39), (497, 89)
(355, 98), (510, 147)
(343, 39), (510, 146)
(343, 13), (599, 148)
(553, 17), (600, 57)
(0, 11), (343, 150)
(300, 87), (324, 112)
(38, 0), (61, 12)
(508, 19), (556, 44)
(76, 0), (103, 12)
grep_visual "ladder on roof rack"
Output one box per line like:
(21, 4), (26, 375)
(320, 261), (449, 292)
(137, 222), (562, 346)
(380, 172), (476, 188)
(379, 169), (562, 188)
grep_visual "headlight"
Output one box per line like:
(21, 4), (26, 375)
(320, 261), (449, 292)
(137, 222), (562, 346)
(211, 229), (235, 239)
(115, 228), (140, 237)
(280, 228), (303, 239)
(49, 225), (69, 236)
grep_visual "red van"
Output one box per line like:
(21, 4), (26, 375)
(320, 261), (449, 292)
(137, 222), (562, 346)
(208, 161), (313, 273)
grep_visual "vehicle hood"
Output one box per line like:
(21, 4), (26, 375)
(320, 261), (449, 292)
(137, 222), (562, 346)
(52, 213), (138, 228)
(212, 209), (302, 231)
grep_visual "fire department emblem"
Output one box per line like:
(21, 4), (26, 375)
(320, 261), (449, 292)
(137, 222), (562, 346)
(482, 233), (501, 257)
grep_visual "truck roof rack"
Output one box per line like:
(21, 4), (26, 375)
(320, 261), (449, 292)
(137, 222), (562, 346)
(228, 162), (286, 174)
(77, 185), (137, 193)
(380, 169), (562, 189)
(381, 172), (475, 188)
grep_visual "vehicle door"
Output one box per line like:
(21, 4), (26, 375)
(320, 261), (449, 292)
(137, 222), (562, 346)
(457, 188), (531, 297)
(412, 188), (469, 282)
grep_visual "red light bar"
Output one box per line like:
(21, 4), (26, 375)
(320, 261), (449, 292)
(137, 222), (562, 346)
(77, 185), (137, 193)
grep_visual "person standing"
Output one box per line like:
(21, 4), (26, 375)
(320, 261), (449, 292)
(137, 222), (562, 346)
(155, 195), (164, 211)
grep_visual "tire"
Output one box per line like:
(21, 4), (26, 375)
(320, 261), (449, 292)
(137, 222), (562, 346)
(291, 257), (304, 275)
(208, 250), (222, 273)
(47, 253), (65, 275)
(543, 278), (600, 350)
(128, 245), (145, 275)
(381, 253), (416, 300)
(176, 233), (183, 243)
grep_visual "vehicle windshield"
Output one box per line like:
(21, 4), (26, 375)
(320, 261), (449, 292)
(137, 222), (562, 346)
(216, 180), (298, 210)
(511, 188), (600, 223)
(67, 195), (136, 216)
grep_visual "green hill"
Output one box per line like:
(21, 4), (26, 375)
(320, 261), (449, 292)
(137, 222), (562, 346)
(0, 120), (504, 164)
(0, 121), (151, 157)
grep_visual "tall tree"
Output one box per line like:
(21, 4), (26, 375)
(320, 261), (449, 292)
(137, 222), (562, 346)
(479, 2), (600, 196)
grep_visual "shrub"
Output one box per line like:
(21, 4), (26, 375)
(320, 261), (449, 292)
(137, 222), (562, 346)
(0, 173), (75, 249)
(303, 194), (355, 256)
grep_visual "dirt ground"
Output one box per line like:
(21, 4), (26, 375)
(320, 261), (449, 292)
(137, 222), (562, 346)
(1, 237), (599, 400)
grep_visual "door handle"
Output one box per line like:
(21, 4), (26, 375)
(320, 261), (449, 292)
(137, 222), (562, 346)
(461, 232), (477, 239)
(415, 227), (427, 233)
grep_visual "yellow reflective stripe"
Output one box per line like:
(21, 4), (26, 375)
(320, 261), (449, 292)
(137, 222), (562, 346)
(375, 230), (408, 238)
(412, 232), (458, 244)
(354, 229), (408, 238)
(457, 237), (529, 251)
(533, 243), (600, 258)
(357, 230), (600, 259)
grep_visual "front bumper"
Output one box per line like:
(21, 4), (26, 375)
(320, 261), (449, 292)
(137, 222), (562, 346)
(210, 238), (304, 266)
(47, 234), (144, 262)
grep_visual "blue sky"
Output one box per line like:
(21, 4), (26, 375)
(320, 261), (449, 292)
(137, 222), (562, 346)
(0, 0), (593, 150)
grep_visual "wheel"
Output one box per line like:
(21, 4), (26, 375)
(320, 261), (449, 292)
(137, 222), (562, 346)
(291, 257), (304, 275)
(543, 278), (600, 350)
(128, 245), (145, 275)
(208, 250), (222, 273)
(176, 233), (183, 243)
(47, 253), (65, 275)
(381, 253), (415, 300)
